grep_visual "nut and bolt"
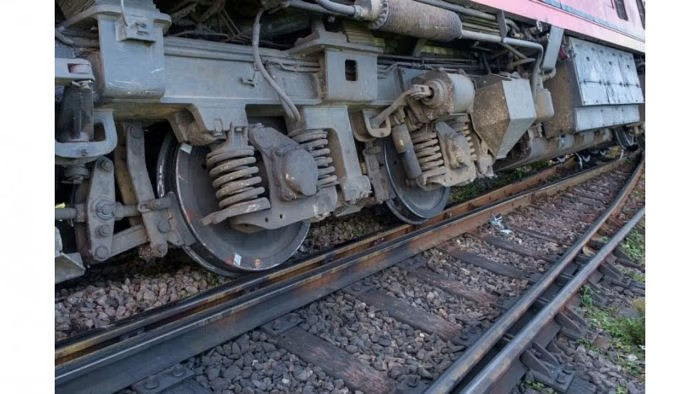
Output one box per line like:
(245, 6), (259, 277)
(157, 220), (171, 233)
(171, 364), (186, 378)
(97, 225), (111, 237)
(96, 200), (116, 219)
(99, 159), (113, 172)
(94, 246), (109, 260)
(143, 376), (159, 390)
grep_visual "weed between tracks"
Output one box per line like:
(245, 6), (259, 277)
(621, 225), (645, 264)
(579, 285), (645, 377)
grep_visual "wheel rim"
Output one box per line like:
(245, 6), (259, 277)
(382, 139), (449, 224)
(157, 135), (309, 273)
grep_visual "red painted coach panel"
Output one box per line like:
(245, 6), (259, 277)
(469, 0), (645, 53)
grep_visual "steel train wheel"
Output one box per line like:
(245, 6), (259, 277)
(382, 139), (449, 224)
(156, 134), (309, 275)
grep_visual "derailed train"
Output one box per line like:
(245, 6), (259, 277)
(54, 0), (645, 283)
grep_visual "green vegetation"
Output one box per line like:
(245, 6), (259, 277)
(621, 226), (645, 264)
(449, 161), (552, 203)
(579, 286), (645, 376)
(522, 379), (555, 393)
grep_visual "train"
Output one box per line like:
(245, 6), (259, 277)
(54, 0), (645, 283)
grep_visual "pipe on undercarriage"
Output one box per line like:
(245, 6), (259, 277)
(314, 0), (358, 17)
(286, 0), (345, 15)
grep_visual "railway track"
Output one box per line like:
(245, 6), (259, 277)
(55, 155), (644, 394)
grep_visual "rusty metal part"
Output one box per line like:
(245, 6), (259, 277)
(463, 207), (645, 392)
(288, 127), (338, 189)
(201, 128), (270, 226)
(472, 77), (537, 159)
(123, 122), (171, 259)
(426, 157), (644, 393)
(235, 125), (336, 230)
(158, 133), (310, 273)
(497, 128), (614, 171)
(54, 157), (632, 394)
(382, 138), (449, 223)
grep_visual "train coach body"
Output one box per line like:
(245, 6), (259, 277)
(54, 0), (644, 282)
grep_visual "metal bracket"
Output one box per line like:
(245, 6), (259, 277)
(452, 323), (487, 347)
(598, 262), (632, 287)
(124, 122), (170, 259)
(86, 157), (116, 262)
(55, 227), (85, 283)
(55, 109), (118, 162)
(555, 307), (591, 341)
(497, 10), (508, 39)
(261, 313), (303, 336)
(131, 364), (203, 394)
(393, 375), (431, 394)
(55, 58), (94, 85)
(117, 14), (158, 43)
(521, 342), (575, 392)
(344, 282), (377, 296)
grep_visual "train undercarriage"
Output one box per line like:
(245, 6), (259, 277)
(54, 0), (645, 283)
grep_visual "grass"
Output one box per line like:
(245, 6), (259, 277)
(621, 226), (645, 264)
(579, 286), (645, 376)
(522, 379), (556, 393)
(449, 161), (551, 203)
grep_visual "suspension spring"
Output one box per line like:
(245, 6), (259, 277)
(202, 134), (269, 225)
(411, 126), (447, 180)
(289, 128), (338, 188)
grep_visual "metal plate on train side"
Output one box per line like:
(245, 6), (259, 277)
(569, 38), (643, 106)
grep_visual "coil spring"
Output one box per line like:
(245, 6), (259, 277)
(206, 143), (265, 212)
(411, 127), (447, 179)
(289, 128), (338, 188)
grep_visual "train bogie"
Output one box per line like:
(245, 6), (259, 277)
(54, 0), (644, 282)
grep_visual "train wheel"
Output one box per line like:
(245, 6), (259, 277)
(382, 139), (449, 224)
(156, 134), (309, 275)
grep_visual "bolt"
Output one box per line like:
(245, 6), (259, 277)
(143, 376), (159, 390)
(556, 373), (567, 384)
(171, 364), (186, 378)
(97, 225), (111, 237)
(80, 148), (89, 157)
(157, 220), (171, 233)
(99, 159), (113, 172)
(94, 246), (109, 260)
(96, 200), (116, 218)
(272, 320), (281, 330)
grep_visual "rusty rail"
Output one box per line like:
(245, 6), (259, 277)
(55, 157), (633, 394)
(427, 157), (644, 393)
(462, 207), (645, 393)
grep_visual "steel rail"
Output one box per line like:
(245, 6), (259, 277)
(427, 156), (644, 393)
(55, 157), (632, 394)
(54, 159), (575, 362)
(462, 206), (645, 393)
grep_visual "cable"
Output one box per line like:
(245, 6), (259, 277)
(252, 9), (301, 122)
